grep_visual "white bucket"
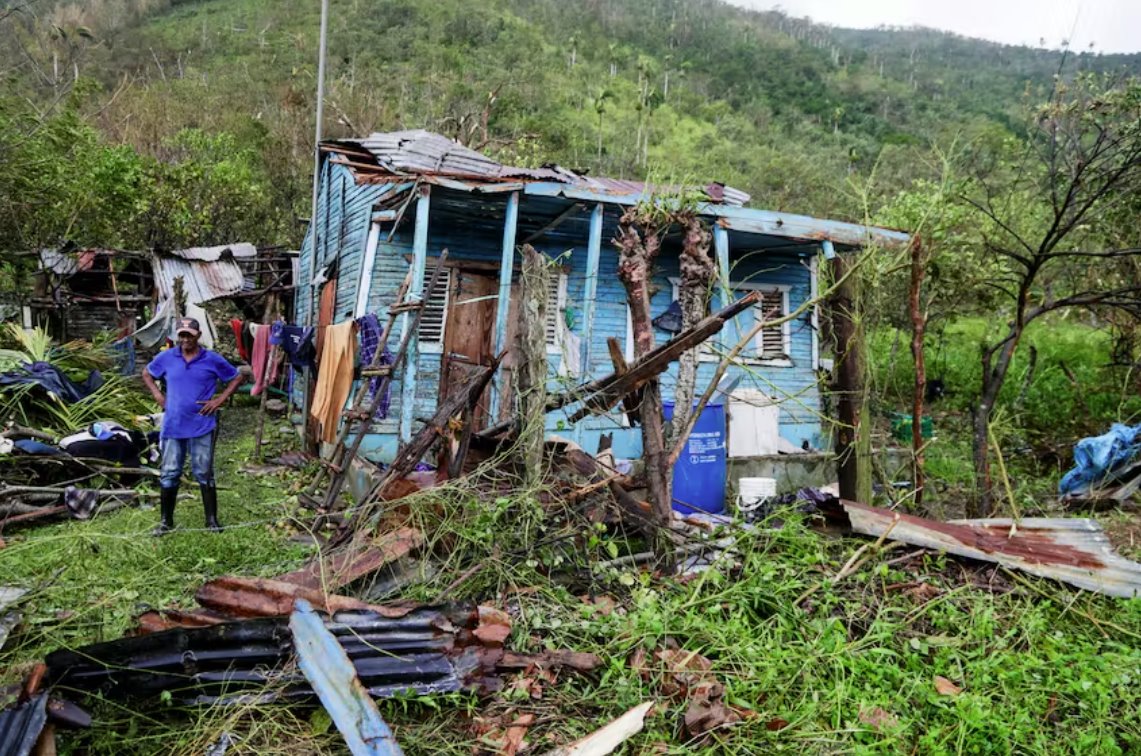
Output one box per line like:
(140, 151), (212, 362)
(739, 477), (777, 499)
(737, 477), (777, 510)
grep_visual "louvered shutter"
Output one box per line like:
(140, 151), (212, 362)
(545, 273), (563, 347)
(756, 289), (786, 357)
(416, 268), (451, 345)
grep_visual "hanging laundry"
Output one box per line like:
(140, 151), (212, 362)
(557, 320), (582, 379)
(356, 313), (393, 420)
(272, 322), (316, 370)
(250, 323), (281, 397)
(112, 336), (136, 376)
(230, 318), (254, 362)
(309, 320), (356, 444)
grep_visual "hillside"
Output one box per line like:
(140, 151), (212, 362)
(2, 0), (1141, 249)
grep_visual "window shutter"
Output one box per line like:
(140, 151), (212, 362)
(417, 268), (451, 345)
(757, 290), (785, 357)
(545, 273), (563, 347)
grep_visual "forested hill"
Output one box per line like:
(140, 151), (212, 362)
(3, 0), (1141, 250)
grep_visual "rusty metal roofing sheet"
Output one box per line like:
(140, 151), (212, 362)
(329, 131), (754, 207)
(151, 254), (246, 304)
(841, 501), (1141, 598)
(168, 243), (257, 262)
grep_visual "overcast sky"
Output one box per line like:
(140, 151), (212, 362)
(725, 0), (1141, 54)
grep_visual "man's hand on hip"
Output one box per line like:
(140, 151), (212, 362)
(199, 397), (226, 415)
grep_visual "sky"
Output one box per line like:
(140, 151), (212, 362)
(725, 0), (1141, 54)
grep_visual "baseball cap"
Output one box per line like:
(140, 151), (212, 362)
(176, 317), (201, 337)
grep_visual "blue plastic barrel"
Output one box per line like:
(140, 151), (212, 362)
(662, 400), (727, 515)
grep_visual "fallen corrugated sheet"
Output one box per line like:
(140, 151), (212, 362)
(291, 599), (404, 756)
(839, 501), (1141, 598)
(0, 693), (48, 756)
(46, 603), (525, 705)
(194, 575), (420, 619)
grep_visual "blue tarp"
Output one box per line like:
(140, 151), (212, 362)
(1059, 423), (1141, 497)
(0, 362), (103, 403)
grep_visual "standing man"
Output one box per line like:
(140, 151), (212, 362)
(142, 317), (245, 536)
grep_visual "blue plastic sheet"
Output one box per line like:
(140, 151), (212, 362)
(1058, 423), (1141, 497)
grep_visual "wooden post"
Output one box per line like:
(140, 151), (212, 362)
(491, 191), (520, 421)
(907, 236), (927, 508)
(399, 186), (431, 443)
(516, 245), (549, 487)
(254, 344), (280, 462)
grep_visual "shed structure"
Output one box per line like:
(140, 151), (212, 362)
(298, 130), (908, 462)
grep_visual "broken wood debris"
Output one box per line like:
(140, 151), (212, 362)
(540, 701), (654, 756)
(290, 598), (405, 756)
(478, 293), (759, 440)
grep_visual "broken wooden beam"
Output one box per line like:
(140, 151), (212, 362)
(291, 599), (406, 756)
(276, 527), (424, 592)
(479, 292), (759, 438)
(355, 353), (502, 513)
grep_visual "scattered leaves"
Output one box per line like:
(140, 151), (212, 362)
(934, 676), (962, 696)
(859, 707), (900, 731)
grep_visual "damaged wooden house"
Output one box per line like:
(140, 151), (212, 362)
(298, 130), (907, 487)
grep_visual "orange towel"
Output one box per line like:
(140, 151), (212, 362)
(309, 320), (356, 443)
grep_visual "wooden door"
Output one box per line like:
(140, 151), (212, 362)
(441, 270), (498, 428)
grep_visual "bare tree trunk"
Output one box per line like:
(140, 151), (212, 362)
(615, 209), (672, 556)
(971, 331), (1022, 516)
(669, 214), (714, 446)
(907, 237), (927, 509)
(517, 245), (549, 489)
(829, 254), (870, 503)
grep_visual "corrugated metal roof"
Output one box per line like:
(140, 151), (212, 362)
(353, 130), (503, 179)
(169, 243), (257, 262)
(840, 501), (1141, 598)
(328, 131), (754, 207)
(152, 254), (246, 304)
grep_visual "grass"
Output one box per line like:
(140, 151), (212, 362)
(2, 398), (1141, 754)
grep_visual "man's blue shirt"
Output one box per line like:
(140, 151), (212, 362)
(146, 348), (239, 439)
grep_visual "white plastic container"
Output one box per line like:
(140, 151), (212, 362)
(737, 476), (777, 511)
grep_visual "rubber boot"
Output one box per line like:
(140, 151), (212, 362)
(201, 484), (222, 533)
(153, 486), (177, 537)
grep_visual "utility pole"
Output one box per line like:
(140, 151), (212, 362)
(304, 0), (330, 452)
(310, 0), (330, 231)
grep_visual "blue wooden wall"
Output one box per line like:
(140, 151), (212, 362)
(297, 163), (824, 463)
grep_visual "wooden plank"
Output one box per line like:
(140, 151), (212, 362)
(345, 356), (502, 535)
(277, 527), (425, 591)
(606, 336), (642, 426)
(478, 292), (760, 439)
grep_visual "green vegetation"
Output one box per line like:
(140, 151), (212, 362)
(3, 0), (1141, 256)
(0, 325), (155, 434)
(1, 1), (1141, 752)
(3, 417), (1140, 753)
